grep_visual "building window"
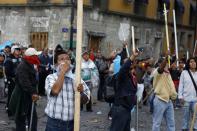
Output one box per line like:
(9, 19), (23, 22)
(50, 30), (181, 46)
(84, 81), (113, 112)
(174, 0), (184, 24)
(134, 0), (148, 16)
(28, 0), (48, 3)
(145, 29), (151, 44)
(30, 32), (48, 51)
(180, 32), (186, 49)
(92, 0), (108, 11)
(157, 0), (170, 20)
(190, 3), (196, 26)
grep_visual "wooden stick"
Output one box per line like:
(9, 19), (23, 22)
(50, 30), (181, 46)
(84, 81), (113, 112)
(190, 103), (197, 131)
(164, 4), (170, 67)
(173, 10), (179, 67)
(74, 0), (83, 130)
(131, 26), (135, 52)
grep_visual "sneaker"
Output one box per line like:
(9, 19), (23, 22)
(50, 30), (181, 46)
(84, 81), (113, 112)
(108, 116), (112, 120)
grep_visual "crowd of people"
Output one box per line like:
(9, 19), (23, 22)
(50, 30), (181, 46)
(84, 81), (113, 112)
(0, 42), (196, 131)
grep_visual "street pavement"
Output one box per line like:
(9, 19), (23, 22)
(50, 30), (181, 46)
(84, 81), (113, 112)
(0, 96), (184, 131)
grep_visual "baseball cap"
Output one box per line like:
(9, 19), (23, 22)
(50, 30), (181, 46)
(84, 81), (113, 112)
(11, 45), (20, 54)
(24, 48), (42, 56)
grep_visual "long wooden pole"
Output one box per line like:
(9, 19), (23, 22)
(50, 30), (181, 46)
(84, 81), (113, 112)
(74, 0), (83, 130)
(173, 10), (179, 67)
(132, 26), (135, 52)
(164, 4), (170, 67)
(190, 103), (197, 131)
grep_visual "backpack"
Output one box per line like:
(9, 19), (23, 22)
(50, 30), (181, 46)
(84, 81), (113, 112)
(104, 73), (119, 103)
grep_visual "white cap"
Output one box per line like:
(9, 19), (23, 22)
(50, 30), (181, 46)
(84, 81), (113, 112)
(11, 45), (20, 54)
(24, 48), (42, 56)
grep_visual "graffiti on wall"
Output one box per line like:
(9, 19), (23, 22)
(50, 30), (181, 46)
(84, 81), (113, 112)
(30, 17), (49, 28)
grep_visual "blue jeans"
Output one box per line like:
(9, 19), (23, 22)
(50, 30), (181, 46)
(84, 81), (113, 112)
(45, 117), (74, 131)
(182, 101), (197, 130)
(152, 96), (175, 131)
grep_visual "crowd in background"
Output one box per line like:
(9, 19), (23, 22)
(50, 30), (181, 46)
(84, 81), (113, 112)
(0, 42), (196, 131)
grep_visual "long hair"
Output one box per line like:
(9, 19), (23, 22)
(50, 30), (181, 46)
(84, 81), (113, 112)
(185, 57), (197, 70)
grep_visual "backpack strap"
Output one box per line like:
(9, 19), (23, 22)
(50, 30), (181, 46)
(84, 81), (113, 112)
(187, 70), (197, 94)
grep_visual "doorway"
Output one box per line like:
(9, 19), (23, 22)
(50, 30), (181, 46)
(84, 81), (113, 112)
(30, 32), (48, 51)
(88, 36), (102, 52)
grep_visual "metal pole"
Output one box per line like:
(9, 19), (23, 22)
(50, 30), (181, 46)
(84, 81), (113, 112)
(70, 0), (75, 50)
(190, 103), (197, 131)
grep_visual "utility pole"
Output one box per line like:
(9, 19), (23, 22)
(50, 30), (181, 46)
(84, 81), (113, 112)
(70, 0), (75, 50)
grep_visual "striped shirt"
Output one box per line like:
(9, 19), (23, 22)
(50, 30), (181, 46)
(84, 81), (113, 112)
(45, 71), (90, 121)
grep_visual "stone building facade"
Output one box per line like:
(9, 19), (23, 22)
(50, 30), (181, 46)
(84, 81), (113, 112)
(0, 0), (196, 59)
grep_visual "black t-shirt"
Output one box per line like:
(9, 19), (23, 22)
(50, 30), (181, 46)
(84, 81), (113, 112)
(169, 69), (181, 81)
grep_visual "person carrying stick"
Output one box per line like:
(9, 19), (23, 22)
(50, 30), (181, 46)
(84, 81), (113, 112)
(44, 49), (90, 131)
(110, 50), (139, 131)
(152, 55), (177, 131)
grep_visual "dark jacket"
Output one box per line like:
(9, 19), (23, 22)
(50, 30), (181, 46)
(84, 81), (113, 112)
(114, 59), (137, 110)
(4, 54), (21, 80)
(16, 59), (38, 94)
(9, 59), (38, 119)
(39, 54), (51, 73)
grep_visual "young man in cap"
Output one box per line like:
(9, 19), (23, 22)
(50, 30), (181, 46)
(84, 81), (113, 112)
(45, 49), (90, 131)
